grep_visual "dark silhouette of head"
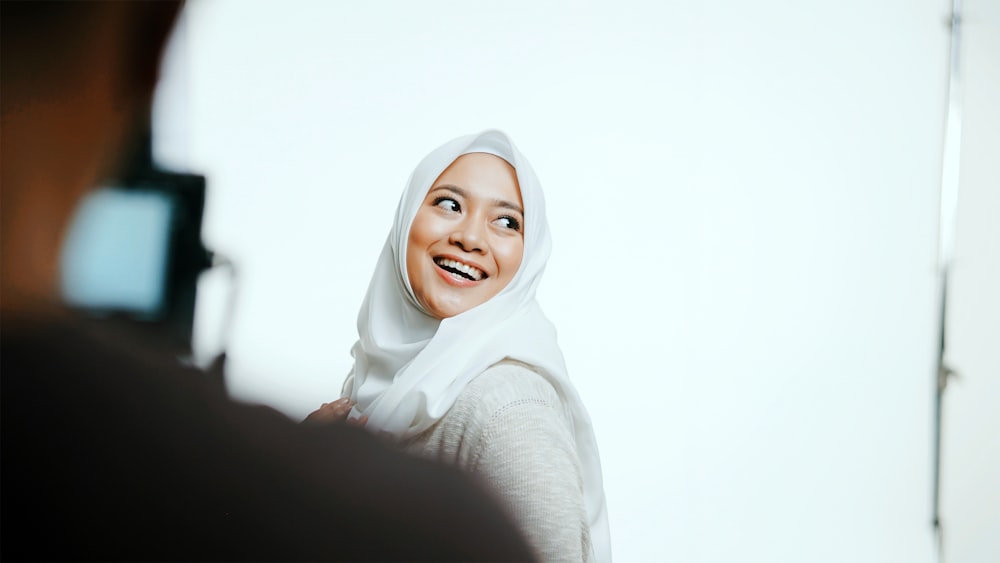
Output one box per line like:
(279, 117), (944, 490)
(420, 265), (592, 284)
(1, 0), (182, 316)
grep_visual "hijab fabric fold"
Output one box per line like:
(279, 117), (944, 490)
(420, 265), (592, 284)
(345, 130), (611, 562)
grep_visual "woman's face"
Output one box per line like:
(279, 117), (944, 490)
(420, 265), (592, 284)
(406, 152), (525, 319)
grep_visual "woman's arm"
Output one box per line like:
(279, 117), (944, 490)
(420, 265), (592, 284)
(459, 365), (592, 562)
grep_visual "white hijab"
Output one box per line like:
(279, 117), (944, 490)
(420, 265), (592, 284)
(345, 129), (611, 562)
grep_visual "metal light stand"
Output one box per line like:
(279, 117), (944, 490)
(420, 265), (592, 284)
(932, 1), (964, 562)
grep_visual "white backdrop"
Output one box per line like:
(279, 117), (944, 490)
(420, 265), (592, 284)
(153, 1), (998, 561)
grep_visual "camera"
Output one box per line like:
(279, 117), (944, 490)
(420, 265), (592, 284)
(60, 132), (212, 356)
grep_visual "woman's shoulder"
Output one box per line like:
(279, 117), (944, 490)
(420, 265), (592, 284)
(458, 359), (563, 416)
(411, 360), (573, 465)
(439, 359), (575, 445)
(426, 360), (572, 464)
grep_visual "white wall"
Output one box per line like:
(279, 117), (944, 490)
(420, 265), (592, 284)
(153, 1), (998, 561)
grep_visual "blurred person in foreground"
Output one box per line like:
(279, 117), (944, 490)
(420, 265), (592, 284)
(0, 2), (534, 561)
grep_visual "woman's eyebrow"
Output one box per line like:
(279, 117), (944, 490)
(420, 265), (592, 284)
(430, 184), (466, 198)
(494, 199), (524, 216)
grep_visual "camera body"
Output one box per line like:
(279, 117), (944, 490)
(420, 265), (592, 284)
(60, 135), (211, 355)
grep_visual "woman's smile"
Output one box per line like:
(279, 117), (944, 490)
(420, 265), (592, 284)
(433, 255), (488, 284)
(406, 152), (524, 319)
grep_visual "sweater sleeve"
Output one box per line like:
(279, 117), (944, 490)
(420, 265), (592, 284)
(461, 364), (592, 562)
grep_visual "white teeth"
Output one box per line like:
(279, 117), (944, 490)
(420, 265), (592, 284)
(436, 258), (485, 281)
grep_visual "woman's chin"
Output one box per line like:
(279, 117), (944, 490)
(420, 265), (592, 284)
(423, 295), (482, 320)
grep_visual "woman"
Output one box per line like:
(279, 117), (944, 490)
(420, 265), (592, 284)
(309, 130), (611, 562)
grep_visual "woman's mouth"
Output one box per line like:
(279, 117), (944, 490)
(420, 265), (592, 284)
(434, 257), (486, 281)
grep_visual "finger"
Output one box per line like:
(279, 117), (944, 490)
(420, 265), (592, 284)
(331, 401), (353, 414)
(321, 398), (350, 411)
(304, 400), (347, 423)
(304, 410), (329, 424)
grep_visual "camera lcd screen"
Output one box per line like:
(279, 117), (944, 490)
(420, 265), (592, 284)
(60, 187), (176, 318)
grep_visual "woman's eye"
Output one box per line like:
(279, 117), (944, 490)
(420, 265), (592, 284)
(494, 216), (522, 231)
(433, 197), (460, 212)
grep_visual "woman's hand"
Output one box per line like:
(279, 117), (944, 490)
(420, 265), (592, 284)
(303, 397), (368, 427)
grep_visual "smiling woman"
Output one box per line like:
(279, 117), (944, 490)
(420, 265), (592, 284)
(306, 130), (611, 562)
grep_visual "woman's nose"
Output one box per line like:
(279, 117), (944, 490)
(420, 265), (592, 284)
(448, 219), (486, 254)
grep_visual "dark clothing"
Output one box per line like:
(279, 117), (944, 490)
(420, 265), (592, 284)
(1, 316), (534, 562)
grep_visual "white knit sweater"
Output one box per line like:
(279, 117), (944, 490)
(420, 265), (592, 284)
(400, 360), (593, 562)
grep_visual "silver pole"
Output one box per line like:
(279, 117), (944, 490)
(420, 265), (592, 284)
(932, 0), (963, 561)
